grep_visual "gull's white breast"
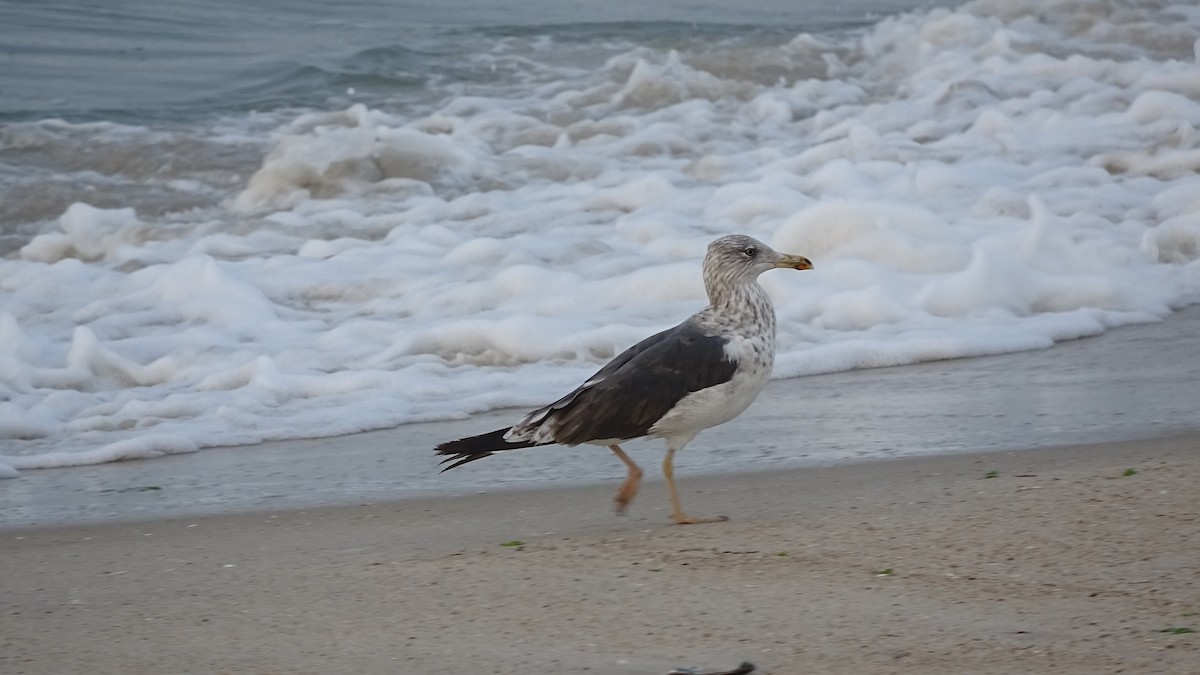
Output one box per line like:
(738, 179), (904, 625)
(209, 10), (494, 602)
(648, 333), (774, 438)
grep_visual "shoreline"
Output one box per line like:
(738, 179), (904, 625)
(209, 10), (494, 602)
(4, 306), (1200, 530)
(3, 434), (1197, 674)
(3, 308), (1199, 673)
(1, 430), (1195, 536)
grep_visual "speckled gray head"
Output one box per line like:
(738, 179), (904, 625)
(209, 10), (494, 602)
(703, 234), (813, 291)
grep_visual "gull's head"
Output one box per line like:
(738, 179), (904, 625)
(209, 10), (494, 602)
(704, 234), (813, 287)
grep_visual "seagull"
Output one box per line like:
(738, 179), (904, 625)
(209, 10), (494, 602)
(434, 234), (813, 524)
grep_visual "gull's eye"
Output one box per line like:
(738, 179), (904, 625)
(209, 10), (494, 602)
(742, 246), (758, 258)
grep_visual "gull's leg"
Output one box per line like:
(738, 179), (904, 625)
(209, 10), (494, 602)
(609, 444), (643, 514)
(662, 444), (728, 525)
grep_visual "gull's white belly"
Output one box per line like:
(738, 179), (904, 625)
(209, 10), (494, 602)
(649, 334), (773, 438)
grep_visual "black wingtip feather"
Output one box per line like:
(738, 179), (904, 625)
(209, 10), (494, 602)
(437, 451), (493, 472)
(434, 428), (539, 471)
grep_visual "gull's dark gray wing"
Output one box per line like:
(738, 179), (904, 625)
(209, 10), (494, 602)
(435, 320), (738, 470)
(527, 320), (739, 445)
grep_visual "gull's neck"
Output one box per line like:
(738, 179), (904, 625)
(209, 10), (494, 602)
(702, 273), (776, 335)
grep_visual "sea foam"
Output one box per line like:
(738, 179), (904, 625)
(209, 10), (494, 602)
(2, 0), (1200, 476)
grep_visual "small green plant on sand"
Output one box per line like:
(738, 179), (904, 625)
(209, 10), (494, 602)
(874, 568), (895, 576)
(1122, 468), (1138, 477)
(500, 540), (524, 547)
(1158, 627), (1195, 634)
(775, 551), (788, 557)
(983, 470), (998, 479)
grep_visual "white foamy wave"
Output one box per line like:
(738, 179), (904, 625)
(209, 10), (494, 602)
(3, 0), (1200, 476)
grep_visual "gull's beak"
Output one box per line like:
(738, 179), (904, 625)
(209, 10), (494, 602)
(775, 254), (813, 271)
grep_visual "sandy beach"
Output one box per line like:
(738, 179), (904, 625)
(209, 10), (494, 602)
(7, 1), (1200, 672)
(2, 435), (1198, 674)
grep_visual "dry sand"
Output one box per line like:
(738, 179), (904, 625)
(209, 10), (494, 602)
(3, 435), (1198, 674)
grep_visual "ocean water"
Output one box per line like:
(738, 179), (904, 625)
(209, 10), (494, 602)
(1, 0), (1199, 477)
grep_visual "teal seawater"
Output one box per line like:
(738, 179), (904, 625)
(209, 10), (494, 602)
(0, 0), (954, 123)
